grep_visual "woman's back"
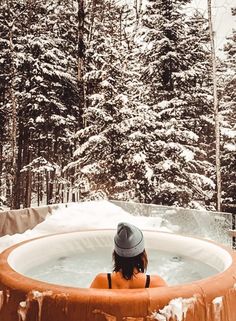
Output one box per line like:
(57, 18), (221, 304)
(90, 271), (167, 289)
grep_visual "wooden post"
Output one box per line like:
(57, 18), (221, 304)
(207, 0), (222, 211)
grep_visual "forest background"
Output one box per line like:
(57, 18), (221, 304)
(0, 0), (235, 213)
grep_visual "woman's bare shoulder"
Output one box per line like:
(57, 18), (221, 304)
(90, 273), (108, 288)
(150, 275), (168, 288)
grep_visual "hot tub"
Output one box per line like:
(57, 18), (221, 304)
(0, 230), (236, 321)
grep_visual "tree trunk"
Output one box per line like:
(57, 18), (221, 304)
(12, 126), (23, 209)
(77, 0), (85, 129)
(0, 144), (2, 201)
(0, 144), (2, 174)
(134, 0), (142, 25)
(48, 170), (55, 203)
(46, 170), (49, 204)
(25, 168), (32, 208)
(208, 0), (222, 211)
(119, 7), (123, 47)
(21, 127), (32, 208)
(7, 1), (18, 209)
(37, 172), (40, 207)
(88, 0), (97, 43)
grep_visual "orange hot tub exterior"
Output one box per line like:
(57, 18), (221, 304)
(0, 233), (236, 321)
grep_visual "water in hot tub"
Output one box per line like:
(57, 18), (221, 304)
(25, 247), (218, 287)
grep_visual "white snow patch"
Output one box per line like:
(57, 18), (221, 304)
(153, 296), (197, 321)
(212, 296), (223, 321)
(32, 290), (53, 321)
(74, 135), (107, 156)
(81, 163), (100, 175)
(160, 182), (176, 191)
(100, 80), (110, 87)
(145, 165), (154, 182)
(224, 143), (236, 152)
(17, 300), (29, 321)
(221, 128), (236, 138)
(212, 297), (223, 305)
(158, 100), (170, 109)
(19, 301), (27, 308)
(133, 152), (146, 163)
(116, 94), (128, 104)
(161, 160), (173, 171)
(191, 173), (216, 189)
(183, 130), (199, 142)
(89, 93), (104, 101)
(35, 116), (45, 123)
(180, 149), (195, 162)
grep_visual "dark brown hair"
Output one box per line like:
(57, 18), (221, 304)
(112, 250), (148, 280)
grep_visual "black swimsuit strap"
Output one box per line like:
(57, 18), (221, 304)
(107, 273), (149, 289)
(107, 273), (112, 289)
(145, 274), (150, 288)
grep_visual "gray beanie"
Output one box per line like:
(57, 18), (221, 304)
(114, 222), (144, 257)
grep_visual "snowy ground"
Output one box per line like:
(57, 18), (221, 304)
(0, 200), (232, 252)
(0, 200), (232, 253)
(0, 200), (171, 253)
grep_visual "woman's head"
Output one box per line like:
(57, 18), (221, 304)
(113, 222), (148, 279)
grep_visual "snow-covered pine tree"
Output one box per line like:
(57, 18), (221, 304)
(0, 4), (9, 206)
(66, 0), (136, 200)
(219, 30), (236, 208)
(0, 0), (81, 207)
(129, 0), (215, 207)
(0, 99), (9, 207)
(0, 0), (22, 208)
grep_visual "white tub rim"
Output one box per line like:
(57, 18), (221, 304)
(3, 229), (234, 290)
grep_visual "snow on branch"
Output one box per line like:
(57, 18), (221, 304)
(20, 157), (59, 173)
(74, 135), (108, 157)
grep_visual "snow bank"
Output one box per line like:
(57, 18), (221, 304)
(0, 201), (169, 253)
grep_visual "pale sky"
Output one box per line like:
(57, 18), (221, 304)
(189, 0), (236, 55)
(122, 0), (236, 57)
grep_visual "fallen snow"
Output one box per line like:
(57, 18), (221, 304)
(153, 296), (197, 321)
(0, 201), (169, 253)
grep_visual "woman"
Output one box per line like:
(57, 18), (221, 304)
(90, 222), (167, 289)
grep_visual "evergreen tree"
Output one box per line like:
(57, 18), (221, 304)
(0, 0), (81, 207)
(67, 0), (135, 200)
(0, 0), (234, 209)
(220, 30), (236, 207)
(127, 1), (215, 206)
